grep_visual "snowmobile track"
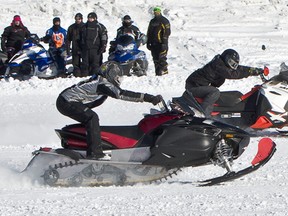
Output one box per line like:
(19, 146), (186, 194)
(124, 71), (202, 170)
(41, 158), (182, 187)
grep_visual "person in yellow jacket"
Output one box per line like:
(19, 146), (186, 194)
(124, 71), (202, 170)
(146, 7), (171, 76)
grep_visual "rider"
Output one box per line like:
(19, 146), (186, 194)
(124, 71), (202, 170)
(56, 61), (162, 160)
(1, 15), (30, 62)
(184, 49), (264, 118)
(109, 15), (145, 54)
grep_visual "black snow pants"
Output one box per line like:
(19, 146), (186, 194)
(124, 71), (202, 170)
(81, 48), (101, 76)
(56, 95), (103, 157)
(150, 43), (168, 75)
(185, 85), (220, 118)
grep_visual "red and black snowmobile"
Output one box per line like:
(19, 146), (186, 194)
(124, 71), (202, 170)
(172, 66), (288, 133)
(23, 101), (276, 187)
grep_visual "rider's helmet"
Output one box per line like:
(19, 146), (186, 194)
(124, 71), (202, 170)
(220, 49), (240, 70)
(122, 15), (133, 27)
(99, 61), (123, 87)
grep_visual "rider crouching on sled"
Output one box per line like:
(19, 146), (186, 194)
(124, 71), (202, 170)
(183, 49), (265, 118)
(56, 61), (162, 160)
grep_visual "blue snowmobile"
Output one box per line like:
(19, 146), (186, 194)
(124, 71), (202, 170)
(108, 34), (148, 76)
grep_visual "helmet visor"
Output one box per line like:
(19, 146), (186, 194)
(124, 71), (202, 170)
(114, 75), (123, 86)
(227, 58), (239, 70)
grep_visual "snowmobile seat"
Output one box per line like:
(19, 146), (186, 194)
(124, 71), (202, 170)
(56, 123), (145, 150)
(215, 91), (243, 106)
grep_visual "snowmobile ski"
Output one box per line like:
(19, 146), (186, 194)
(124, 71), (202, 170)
(199, 138), (276, 186)
(249, 130), (288, 137)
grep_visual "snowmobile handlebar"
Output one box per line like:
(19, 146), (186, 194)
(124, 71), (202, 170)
(158, 98), (170, 112)
(29, 34), (41, 44)
(260, 66), (270, 82)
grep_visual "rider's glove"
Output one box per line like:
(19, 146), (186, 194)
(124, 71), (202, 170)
(144, 94), (163, 105)
(66, 49), (71, 56)
(1, 46), (6, 53)
(249, 67), (264, 76)
(146, 43), (152, 50)
(99, 45), (107, 54)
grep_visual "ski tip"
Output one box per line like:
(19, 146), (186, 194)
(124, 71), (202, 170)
(251, 138), (276, 166)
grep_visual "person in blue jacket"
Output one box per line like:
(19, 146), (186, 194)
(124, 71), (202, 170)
(41, 17), (68, 76)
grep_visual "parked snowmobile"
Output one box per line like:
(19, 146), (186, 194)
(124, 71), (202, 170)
(172, 66), (288, 132)
(2, 34), (71, 80)
(23, 100), (276, 187)
(108, 34), (148, 76)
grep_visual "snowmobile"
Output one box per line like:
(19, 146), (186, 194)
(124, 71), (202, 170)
(108, 34), (148, 76)
(172, 66), (288, 133)
(2, 34), (71, 80)
(23, 100), (276, 187)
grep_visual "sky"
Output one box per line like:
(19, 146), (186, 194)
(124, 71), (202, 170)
(1, 0), (288, 215)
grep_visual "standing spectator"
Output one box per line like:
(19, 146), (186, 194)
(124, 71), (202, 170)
(109, 15), (144, 54)
(42, 17), (67, 76)
(67, 13), (85, 77)
(1, 15), (30, 62)
(80, 12), (108, 76)
(146, 6), (171, 76)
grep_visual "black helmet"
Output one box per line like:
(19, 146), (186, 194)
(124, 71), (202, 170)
(122, 15), (133, 27)
(221, 49), (240, 69)
(99, 61), (123, 86)
(122, 15), (131, 21)
(75, 13), (83, 20)
(87, 12), (97, 19)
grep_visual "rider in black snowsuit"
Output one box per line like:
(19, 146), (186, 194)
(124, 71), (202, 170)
(56, 61), (162, 160)
(185, 49), (264, 118)
(109, 15), (143, 54)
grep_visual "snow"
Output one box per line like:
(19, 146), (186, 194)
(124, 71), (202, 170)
(1, 0), (288, 215)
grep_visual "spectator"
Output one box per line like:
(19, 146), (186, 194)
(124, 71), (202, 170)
(1, 15), (30, 62)
(80, 12), (108, 76)
(42, 17), (67, 76)
(67, 13), (85, 77)
(146, 6), (171, 76)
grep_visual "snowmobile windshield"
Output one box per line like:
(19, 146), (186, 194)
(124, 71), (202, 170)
(271, 71), (288, 82)
(117, 34), (135, 46)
